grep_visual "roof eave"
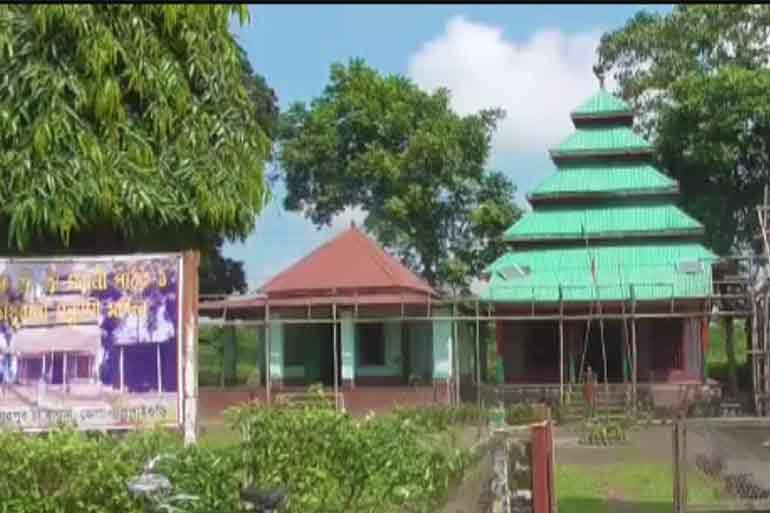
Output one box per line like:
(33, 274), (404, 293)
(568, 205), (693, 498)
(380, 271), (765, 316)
(527, 188), (680, 204)
(503, 228), (705, 243)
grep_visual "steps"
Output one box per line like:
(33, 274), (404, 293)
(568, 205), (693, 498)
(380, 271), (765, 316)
(560, 388), (630, 423)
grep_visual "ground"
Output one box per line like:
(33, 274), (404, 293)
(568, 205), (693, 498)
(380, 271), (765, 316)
(555, 420), (770, 513)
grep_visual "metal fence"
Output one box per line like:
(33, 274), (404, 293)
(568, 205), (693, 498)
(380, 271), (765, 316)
(674, 417), (770, 513)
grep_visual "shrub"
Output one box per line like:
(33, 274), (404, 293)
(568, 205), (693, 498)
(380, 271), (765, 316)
(578, 416), (630, 446)
(231, 402), (471, 513)
(505, 403), (535, 425)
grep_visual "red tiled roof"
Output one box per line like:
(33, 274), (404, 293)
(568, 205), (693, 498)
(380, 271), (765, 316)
(260, 226), (437, 297)
(199, 291), (435, 311)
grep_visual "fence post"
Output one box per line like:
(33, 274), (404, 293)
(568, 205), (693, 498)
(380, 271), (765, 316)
(532, 411), (555, 513)
(182, 250), (200, 447)
(672, 415), (687, 513)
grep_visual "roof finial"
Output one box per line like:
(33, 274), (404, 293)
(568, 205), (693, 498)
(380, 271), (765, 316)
(593, 64), (605, 90)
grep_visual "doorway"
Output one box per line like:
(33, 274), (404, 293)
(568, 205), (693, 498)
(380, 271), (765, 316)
(581, 320), (626, 383)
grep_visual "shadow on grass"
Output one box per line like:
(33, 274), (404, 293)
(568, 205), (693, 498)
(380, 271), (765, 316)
(559, 496), (673, 513)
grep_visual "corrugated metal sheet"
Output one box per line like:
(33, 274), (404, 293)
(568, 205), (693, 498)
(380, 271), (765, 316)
(530, 164), (678, 198)
(571, 90), (632, 117)
(483, 244), (717, 302)
(504, 204), (704, 241)
(552, 126), (651, 155)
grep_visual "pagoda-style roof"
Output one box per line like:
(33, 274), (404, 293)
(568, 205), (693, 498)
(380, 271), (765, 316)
(484, 243), (717, 302)
(504, 204), (703, 242)
(550, 126), (652, 160)
(484, 85), (714, 304)
(260, 225), (437, 299)
(530, 163), (678, 202)
(571, 89), (633, 121)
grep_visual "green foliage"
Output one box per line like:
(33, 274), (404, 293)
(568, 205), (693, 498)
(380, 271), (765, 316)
(579, 416), (632, 446)
(277, 59), (522, 291)
(198, 325), (261, 388)
(0, 428), (175, 513)
(392, 404), (489, 432)
(598, 5), (770, 254)
(0, 5), (271, 253)
(505, 403), (536, 426)
(0, 405), (476, 513)
(231, 402), (471, 513)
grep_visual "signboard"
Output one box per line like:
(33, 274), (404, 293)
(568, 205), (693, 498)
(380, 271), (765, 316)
(0, 254), (184, 431)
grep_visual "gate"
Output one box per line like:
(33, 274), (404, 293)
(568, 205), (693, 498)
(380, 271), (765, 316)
(673, 416), (770, 513)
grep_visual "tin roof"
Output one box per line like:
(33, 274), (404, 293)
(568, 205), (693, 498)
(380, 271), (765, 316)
(489, 85), (715, 303)
(260, 226), (437, 298)
(551, 126), (652, 158)
(530, 163), (678, 199)
(571, 89), (633, 119)
(483, 243), (717, 303)
(503, 204), (704, 242)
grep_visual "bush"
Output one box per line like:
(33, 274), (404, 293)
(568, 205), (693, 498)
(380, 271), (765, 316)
(578, 416), (630, 446)
(0, 428), (245, 513)
(392, 404), (488, 432)
(231, 402), (471, 513)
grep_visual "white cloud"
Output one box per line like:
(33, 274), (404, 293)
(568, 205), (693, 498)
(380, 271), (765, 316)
(330, 206), (368, 233)
(408, 16), (612, 157)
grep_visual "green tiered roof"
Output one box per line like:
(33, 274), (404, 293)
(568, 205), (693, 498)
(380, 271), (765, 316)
(571, 89), (633, 118)
(484, 87), (716, 303)
(530, 164), (677, 199)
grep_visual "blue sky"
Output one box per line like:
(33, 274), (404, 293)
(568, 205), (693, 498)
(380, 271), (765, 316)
(224, 4), (672, 291)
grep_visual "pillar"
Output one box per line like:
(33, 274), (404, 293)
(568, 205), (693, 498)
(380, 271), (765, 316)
(340, 309), (355, 389)
(268, 313), (284, 390)
(432, 307), (453, 402)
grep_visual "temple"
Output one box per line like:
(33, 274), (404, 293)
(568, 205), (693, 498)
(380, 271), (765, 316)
(482, 85), (717, 391)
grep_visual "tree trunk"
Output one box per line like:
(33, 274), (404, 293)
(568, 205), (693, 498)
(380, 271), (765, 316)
(725, 316), (738, 397)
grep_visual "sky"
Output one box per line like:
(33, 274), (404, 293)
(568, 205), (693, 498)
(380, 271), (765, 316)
(224, 4), (672, 292)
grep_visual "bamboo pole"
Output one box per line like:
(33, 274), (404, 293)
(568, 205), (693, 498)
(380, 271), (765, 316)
(333, 301), (339, 411)
(631, 285), (637, 416)
(475, 299), (482, 439)
(558, 285), (564, 405)
(202, 309), (746, 328)
(451, 303), (460, 406)
(265, 302), (271, 407)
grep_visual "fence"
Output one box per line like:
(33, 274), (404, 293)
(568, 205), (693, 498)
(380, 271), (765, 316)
(477, 413), (556, 513)
(674, 417), (770, 513)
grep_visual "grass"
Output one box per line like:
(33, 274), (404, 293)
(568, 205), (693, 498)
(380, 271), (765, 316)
(557, 463), (724, 513)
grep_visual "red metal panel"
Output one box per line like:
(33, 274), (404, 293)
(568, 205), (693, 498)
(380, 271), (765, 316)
(532, 422), (551, 513)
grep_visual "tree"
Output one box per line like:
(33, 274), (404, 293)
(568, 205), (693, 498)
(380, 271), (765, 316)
(199, 235), (248, 295)
(597, 5), (770, 255)
(0, 5), (271, 254)
(278, 59), (522, 292)
(597, 5), (770, 396)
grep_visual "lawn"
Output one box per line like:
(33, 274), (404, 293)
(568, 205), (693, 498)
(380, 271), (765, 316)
(557, 463), (724, 513)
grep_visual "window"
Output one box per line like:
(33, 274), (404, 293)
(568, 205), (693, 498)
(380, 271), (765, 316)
(66, 355), (92, 380)
(358, 323), (385, 366)
(527, 322), (558, 366)
(21, 358), (43, 384)
(283, 329), (306, 367)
